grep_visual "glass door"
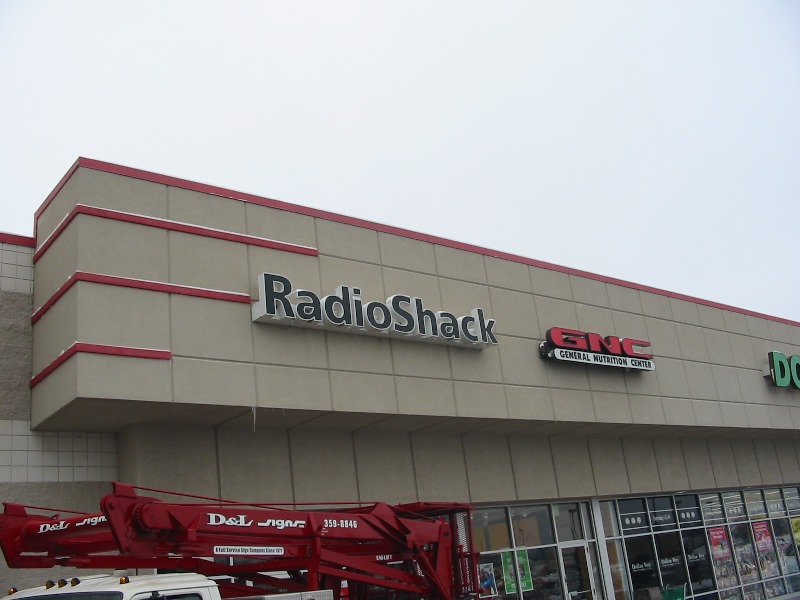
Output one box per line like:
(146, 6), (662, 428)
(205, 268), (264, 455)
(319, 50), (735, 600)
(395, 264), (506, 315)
(559, 543), (596, 600)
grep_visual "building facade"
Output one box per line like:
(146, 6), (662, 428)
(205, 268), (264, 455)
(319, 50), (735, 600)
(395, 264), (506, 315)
(1, 158), (800, 600)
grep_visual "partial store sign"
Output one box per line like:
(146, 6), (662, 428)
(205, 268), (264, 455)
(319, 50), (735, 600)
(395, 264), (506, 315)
(252, 272), (497, 350)
(765, 352), (800, 389)
(539, 326), (655, 371)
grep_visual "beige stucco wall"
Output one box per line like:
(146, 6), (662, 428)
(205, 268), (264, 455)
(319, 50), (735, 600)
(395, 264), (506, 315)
(27, 164), (800, 503)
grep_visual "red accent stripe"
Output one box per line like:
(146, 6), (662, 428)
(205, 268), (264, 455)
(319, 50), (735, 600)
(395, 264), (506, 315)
(32, 157), (800, 327)
(33, 204), (317, 263)
(32, 272), (251, 324)
(30, 343), (171, 388)
(0, 232), (35, 247)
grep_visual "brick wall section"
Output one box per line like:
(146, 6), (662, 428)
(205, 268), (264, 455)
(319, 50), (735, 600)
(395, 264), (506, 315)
(0, 290), (32, 421)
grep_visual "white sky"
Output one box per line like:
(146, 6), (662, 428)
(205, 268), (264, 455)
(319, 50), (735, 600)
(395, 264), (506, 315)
(1, 2), (799, 323)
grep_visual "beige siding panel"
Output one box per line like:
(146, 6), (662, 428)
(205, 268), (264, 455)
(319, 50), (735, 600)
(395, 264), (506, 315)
(586, 365), (628, 394)
(485, 257), (533, 293)
(30, 359), (79, 428)
(645, 318), (682, 360)
(169, 231), (249, 292)
(546, 361), (591, 392)
(395, 376), (456, 416)
(575, 304), (614, 336)
(248, 246), (321, 300)
(723, 310), (750, 336)
(171, 296), (254, 362)
(588, 436), (630, 496)
(172, 357), (256, 407)
(289, 429), (359, 502)
(630, 395), (666, 425)
(592, 392), (633, 424)
(255, 365), (332, 411)
(76, 169), (169, 219)
(607, 285), (643, 314)
(775, 439), (800, 482)
(354, 430), (418, 503)
(217, 424), (294, 502)
(489, 287), (539, 338)
(509, 435), (559, 500)
(168, 186), (246, 233)
(569, 277), (610, 308)
(711, 365), (745, 403)
(378, 233), (437, 275)
(32, 220), (80, 310)
(327, 333), (393, 374)
(681, 438), (717, 490)
(381, 267), (442, 306)
(731, 438), (763, 487)
(411, 432), (470, 502)
(449, 345), (504, 384)
(640, 292), (673, 320)
(32, 285), (78, 373)
(434, 245), (487, 284)
(692, 400), (725, 427)
(707, 439), (741, 488)
(498, 336), (548, 386)
(552, 389), (595, 423)
(551, 436), (596, 498)
(753, 439), (783, 486)
(697, 305), (726, 331)
(392, 341), (452, 379)
(453, 381), (507, 419)
(317, 219), (380, 264)
(329, 371), (397, 414)
(36, 171), (84, 243)
(463, 434), (516, 503)
(529, 267), (573, 300)
(77, 353), (172, 403)
(319, 256), (384, 300)
(245, 203), (317, 249)
(669, 299), (701, 326)
(252, 323), (328, 369)
(703, 329), (736, 367)
(675, 323), (710, 362)
(655, 358), (690, 400)
(506, 386), (554, 421)
(534, 296), (579, 331)
(622, 438), (661, 494)
(653, 438), (690, 492)
(118, 424), (218, 496)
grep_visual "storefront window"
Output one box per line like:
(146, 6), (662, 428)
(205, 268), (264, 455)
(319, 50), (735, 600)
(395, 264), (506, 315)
(648, 496), (676, 531)
(682, 528), (716, 594)
(785, 573), (800, 594)
(740, 583), (765, 599)
(581, 503), (595, 540)
(709, 526), (739, 589)
(783, 488), (800, 514)
(676, 494), (703, 528)
(763, 489), (785, 517)
(655, 532), (688, 588)
(719, 589), (742, 600)
(553, 503), (582, 542)
(723, 492), (746, 522)
(761, 578), (785, 598)
(730, 523), (759, 583)
(624, 535), (659, 596)
(509, 505), (554, 547)
(600, 501), (621, 537)
(770, 518), (799, 574)
(743, 491), (766, 520)
(474, 508), (512, 552)
(701, 493), (725, 525)
(618, 498), (649, 535)
(478, 553), (518, 600)
(520, 547), (562, 600)
(750, 521), (780, 579)
(606, 539), (632, 600)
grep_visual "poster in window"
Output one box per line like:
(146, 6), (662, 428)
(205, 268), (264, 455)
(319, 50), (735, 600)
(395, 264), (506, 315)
(792, 517), (800, 546)
(752, 521), (780, 578)
(708, 526), (738, 589)
(501, 550), (534, 593)
(479, 562), (499, 597)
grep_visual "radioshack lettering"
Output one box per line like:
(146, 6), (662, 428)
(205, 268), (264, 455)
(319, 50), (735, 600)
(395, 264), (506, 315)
(207, 513), (254, 527)
(539, 327), (655, 371)
(252, 273), (497, 349)
(766, 352), (800, 389)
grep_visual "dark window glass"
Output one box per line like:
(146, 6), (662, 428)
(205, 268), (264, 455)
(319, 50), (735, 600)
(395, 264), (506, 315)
(730, 523), (759, 583)
(762, 578), (785, 598)
(741, 583), (765, 599)
(763, 489), (785, 517)
(655, 532), (688, 588)
(520, 547), (563, 600)
(509, 505), (555, 547)
(618, 498), (649, 534)
(709, 526), (739, 589)
(600, 501), (621, 537)
(770, 518), (799, 574)
(785, 573), (800, 593)
(744, 490), (767, 520)
(473, 508), (511, 552)
(701, 493), (725, 525)
(553, 503), (583, 542)
(624, 535), (659, 596)
(718, 589), (742, 600)
(648, 496), (676, 531)
(675, 494), (702, 527)
(723, 492), (747, 522)
(784, 488), (800, 514)
(580, 502), (595, 540)
(682, 528), (716, 594)
(478, 552), (518, 600)
(751, 521), (780, 579)
(606, 539), (632, 600)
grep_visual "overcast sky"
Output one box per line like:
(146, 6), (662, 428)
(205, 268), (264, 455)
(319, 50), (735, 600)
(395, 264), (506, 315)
(1, 2), (798, 323)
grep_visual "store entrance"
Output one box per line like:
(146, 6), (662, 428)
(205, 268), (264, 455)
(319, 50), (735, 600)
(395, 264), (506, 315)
(559, 543), (595, 600)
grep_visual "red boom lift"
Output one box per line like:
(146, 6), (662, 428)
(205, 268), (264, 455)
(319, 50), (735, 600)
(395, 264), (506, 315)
(0, 483), (477, 600)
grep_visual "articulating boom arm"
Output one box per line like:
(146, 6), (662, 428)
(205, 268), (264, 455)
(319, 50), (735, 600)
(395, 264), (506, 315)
(0, 483), (477, 600)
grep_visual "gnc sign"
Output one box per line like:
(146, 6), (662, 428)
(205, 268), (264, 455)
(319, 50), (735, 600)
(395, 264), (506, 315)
(539, 327), (655, 371)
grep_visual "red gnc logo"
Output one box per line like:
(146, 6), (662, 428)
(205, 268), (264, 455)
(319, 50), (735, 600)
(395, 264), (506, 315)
(544, 327), (653, 360)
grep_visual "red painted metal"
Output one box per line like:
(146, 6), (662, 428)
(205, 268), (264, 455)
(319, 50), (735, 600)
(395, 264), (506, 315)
(0, 232), (35, 247)
(0, 483), (477, 600)
(33, 204), (317, 263)
(29, 343), (171, 388)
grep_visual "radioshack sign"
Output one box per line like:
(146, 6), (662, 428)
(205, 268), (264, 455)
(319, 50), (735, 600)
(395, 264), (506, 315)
(539, 327), (655, 371)
(252, 273), (497, 350)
